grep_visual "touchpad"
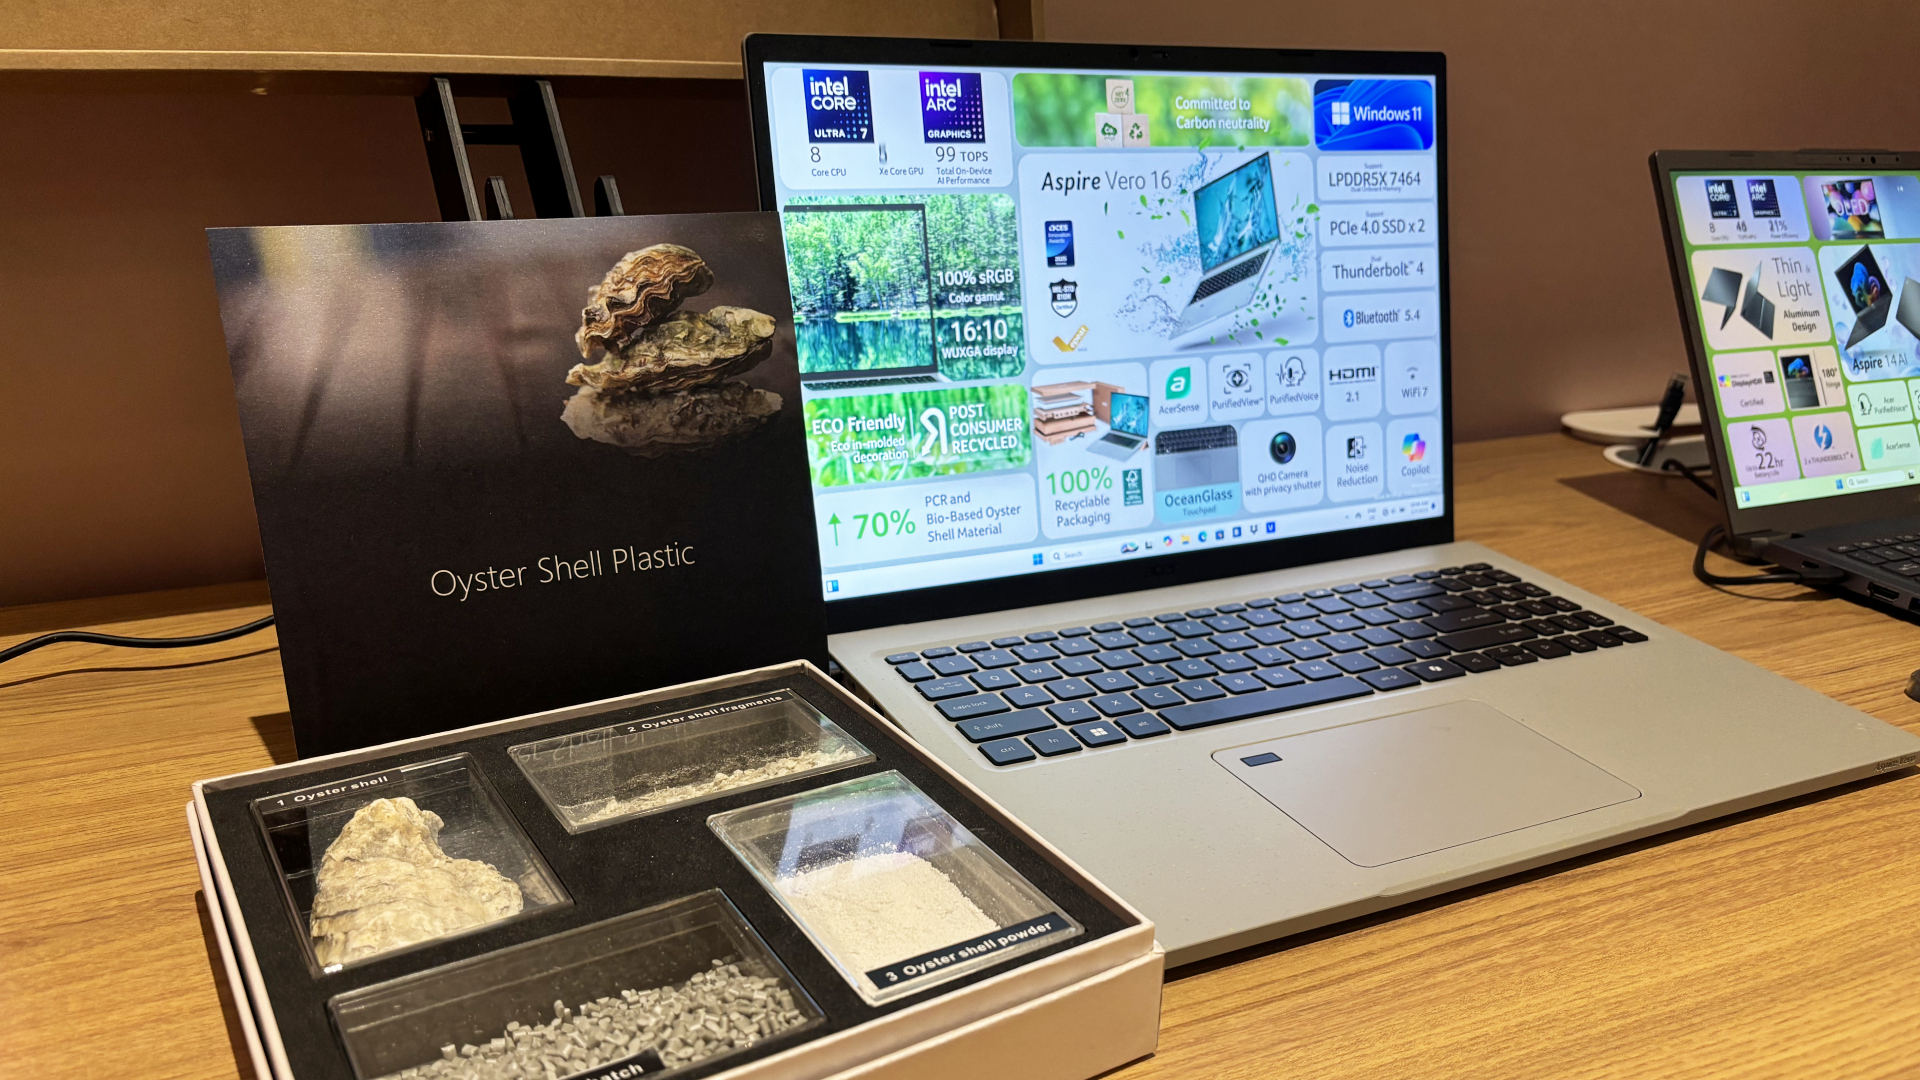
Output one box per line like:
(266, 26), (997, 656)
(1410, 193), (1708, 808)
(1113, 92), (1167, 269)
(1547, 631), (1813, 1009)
(1214, 700), (1640, 867)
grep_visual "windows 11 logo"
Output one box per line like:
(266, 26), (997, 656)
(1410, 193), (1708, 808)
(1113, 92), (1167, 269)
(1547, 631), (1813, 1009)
(1330, 100), (1352, 127)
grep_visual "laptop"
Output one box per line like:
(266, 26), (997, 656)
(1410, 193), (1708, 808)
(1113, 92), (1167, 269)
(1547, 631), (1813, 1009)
(780, 202), (948, 390)
(748, 39), (1920, 967)
(1088, 392), (1149, 459)
(1172, 154), (1281, 339)
(1653, 150), (1920, 612)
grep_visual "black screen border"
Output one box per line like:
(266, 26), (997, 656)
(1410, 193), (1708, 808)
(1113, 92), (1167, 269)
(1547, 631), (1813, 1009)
(745, 34), (1452, 635)
(1650, 148), (1920, 543)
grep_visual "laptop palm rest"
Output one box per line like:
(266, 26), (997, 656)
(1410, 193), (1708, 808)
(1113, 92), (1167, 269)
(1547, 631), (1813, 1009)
(1215, 700), (1641, 868)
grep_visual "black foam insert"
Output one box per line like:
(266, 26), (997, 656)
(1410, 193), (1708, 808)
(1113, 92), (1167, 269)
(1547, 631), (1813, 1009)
(200, 670), (1135, 1080)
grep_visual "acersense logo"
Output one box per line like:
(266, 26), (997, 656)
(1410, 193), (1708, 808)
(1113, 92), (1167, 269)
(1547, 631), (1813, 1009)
(1402, 433), (1426, 461)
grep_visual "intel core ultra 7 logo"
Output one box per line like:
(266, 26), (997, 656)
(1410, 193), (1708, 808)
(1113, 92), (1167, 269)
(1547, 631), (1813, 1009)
(1314, 79), (1434, 151)
(803, 69), (873, 143)
(920, 71), (984, 142)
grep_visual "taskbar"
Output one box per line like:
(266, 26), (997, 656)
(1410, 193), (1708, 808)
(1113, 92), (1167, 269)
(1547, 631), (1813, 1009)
(1735, 465), (1920, 508)
(822, 495), (1445, 600)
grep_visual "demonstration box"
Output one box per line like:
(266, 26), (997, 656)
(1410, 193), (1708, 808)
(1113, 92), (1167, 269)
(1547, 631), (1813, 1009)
(190, 662), (1162, 1080)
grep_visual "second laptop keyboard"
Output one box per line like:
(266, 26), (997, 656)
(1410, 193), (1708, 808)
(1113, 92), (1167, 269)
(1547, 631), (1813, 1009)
(884, 562), (1646, 767)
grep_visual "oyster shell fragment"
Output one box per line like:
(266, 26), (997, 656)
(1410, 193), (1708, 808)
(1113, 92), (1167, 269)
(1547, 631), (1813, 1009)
(566, 306), (776, 395)
(575, 243), (715, 359)
(309, 796), (523, 967)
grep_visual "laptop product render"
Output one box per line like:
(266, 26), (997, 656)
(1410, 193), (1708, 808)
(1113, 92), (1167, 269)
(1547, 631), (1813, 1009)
(750, 40), (1920, 967)
(1088, 392), (1149, 460)
(1653, 150), (1920, 613)
(780, 202), (946, 389)
(1172, 154), (1282, 338)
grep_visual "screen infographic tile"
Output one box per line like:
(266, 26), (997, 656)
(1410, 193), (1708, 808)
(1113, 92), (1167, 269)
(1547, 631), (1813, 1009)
(765, 62), (1444, 600)
(1673, 172), (1920, 508)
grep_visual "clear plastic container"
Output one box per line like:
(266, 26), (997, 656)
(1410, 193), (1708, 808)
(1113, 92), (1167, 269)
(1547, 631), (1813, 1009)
(328, 890), (822, 1080)
(252, 754), (568, 974)
(508, 690), (874, 833)
(708, 771), (1083, 1005)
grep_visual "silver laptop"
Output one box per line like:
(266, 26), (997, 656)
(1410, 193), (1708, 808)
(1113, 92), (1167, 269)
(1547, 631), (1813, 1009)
(749, 36), (1920, 966)
(1172, 154), (1280, 339)
(1087, 392), (1149, 460)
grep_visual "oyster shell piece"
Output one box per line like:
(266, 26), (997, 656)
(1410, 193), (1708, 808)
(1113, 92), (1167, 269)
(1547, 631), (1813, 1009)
(561, 381), (783, 458)
(576, 243), (715, 359)
(566, 306), (776, 394)
(308, 796), (523, 967)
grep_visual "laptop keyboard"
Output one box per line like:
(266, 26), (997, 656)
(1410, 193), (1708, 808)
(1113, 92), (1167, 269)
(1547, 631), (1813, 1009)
(809, 373), (941, 390)
(1827, 534), (1920, 573)
(1154, 426), (1238, 454)
(1192, 251), (1267, 302)
(883, 562), (1648, 767)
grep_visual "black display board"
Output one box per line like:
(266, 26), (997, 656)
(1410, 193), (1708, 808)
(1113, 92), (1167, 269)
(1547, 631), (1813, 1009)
(209, 215), (827, 756)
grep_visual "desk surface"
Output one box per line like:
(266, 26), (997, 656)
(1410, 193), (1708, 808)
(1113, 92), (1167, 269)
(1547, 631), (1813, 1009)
(5, 432), (1920, 1080)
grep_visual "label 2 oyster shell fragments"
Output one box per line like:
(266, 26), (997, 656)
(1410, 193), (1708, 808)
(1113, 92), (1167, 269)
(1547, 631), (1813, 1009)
(310, 797), (523, 967)
(381, 961), (808, 1080)
(562, 244), (783, 457)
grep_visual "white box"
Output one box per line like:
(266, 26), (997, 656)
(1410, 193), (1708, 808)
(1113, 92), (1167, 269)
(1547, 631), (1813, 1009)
(1122, 114), (1152, 148)
(189, 661), (1162, 1080)
(1094, 113), (1123, 149)
(1105, 79), (1135, 115)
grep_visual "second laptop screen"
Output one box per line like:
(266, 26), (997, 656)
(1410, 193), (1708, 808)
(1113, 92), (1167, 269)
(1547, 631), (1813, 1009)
(764, 62), (1446, 601)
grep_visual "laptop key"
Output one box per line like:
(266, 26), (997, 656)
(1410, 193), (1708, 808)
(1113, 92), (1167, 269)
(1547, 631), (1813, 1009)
(918, 677), (977, 700)
(1305, 589), (1335, 598)
(1014, 662), (1062, 683)
(1216, 673), (1266, 693)
(1003, 685), (1053, 708)
(1134, 664), (1178, 685)
(1246, 646), (1291, 667)
(979, 738), (1036, 766)
(1278, 603), (1319, 619)
(1405, 659), (1466, 681)
(1390, 621), (1438, 639)
(1218, 602), (1249, 612)
(1092, 622), (1124, 633)
(1380, 582), (1444, 601)
(1210, 632), (1257, 651)
(1419, 594), (1474, 613)
(1055, 638), (1100, 655)
(1248, 626), (1294, 645)
(929, 655), (980, 676)
(1452, 652), (1501, 673)
(1096, 650), (1143, 669)
(1123, 616), (1156, 627)
(1483, 645), (1538, 666)
(896, 662), (936, 682)
(940, 694), (1012, 721)
(1209, 653), (1256, 673)
(1168, 620), (1212, 638)
(1276, 593), (1307, 603)
(1130, 625), (1176, 644)
(1286, 620), (1330, 637)
(1309, 597), (1354, 614)
(1546, 597), (1581, 612)
(1359, 608), (1399, 626)
(1332, 653), (1380, 674)
(1174, 679), (1227, 701)
(1025, 631), (1059, 642)
(1026, 729), (1082, 756)
(1521, 638), (1572, 659)
(1241, 609), (1284, 626)
(1319, 614), (1366, 632)
(974, 649), (1019, 669)
(958, 709), (1052, 742)
(1114, 714), (1172, 739)
(1154, 612), (1186, 623)
(1558, 634), (1597, 653)
(1283, 640), (1333, 661)
(1515, 583), (1550, 598)
(1322, 633), (1367, 653)
(1387, 576), (1416, 585)
(1491, 604), (1532, 621)
(1045, 677), (1097, 700)
(1089, 672), (1139, 693)
(1357, 626), (1404, 646)
(1169, 659), (1217, 678)
(1387, 601), (1432, 620)
(1047, 701), (1100, 723)
(1574, 611), (1614, 627)
(1205, 615), (1250, 632)
(1293, 660), (1344, 680)
(957, 641), (990, 652)
(1403, 639), (1451, 659)
(1014, 643), (1061, 662)
(1412, 571), (1439, 580)
(1336, 582), (1368, 591)
(972, 670), (1022, 690)
(1133, 686), (1185, 709)
(1175, 639), (1222, 657)
(1160, 677), (1374, 731)
(1360, 668), (1420, 691)
(885, 652), (920, 665)
(1432, 577), (1471, 592)
(1366, 646), (1417, 666)
(1134, 642), (1181, 663)
(1186, 607), (1218, 618)
(1092, 694), (1144, 717)
(1347, 592), (1389, 609)
(1070, 721), (1129, 747)
(1425, 608), (1504, 633)
(1246, 598), (1277, 608)
(1435, 623), (1535, 651)
(1612, 627), (1649, 643)
(991, 636), (1025, 648)
(1055, 656), (1102, 676)
(1257, 667), (1307, 688)
(1092, 632), (1134, 649)
(1489, 570), (1522, 584)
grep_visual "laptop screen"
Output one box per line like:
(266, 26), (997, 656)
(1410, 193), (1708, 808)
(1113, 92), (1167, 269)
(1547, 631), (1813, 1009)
(1195, 153), (1280, 272)
(1668, 170), (1920, 509)
(752, 44), (1446, 607)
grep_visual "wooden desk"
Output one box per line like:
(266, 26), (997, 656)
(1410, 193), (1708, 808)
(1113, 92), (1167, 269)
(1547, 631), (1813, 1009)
(5, 432), (1919, 1080)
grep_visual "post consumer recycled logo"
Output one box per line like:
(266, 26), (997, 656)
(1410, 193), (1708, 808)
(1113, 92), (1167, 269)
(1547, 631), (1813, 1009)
(806, 385), (1031, 487)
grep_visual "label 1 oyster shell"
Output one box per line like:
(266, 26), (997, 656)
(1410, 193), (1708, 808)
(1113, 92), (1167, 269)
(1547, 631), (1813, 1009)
(576, 243), (715, 359)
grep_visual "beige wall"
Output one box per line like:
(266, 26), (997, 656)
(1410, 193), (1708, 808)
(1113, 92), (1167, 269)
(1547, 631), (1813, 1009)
(1045, 0), (1920, 440)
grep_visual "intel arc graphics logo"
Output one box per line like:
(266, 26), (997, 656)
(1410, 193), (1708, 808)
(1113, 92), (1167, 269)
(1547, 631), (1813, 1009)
(803, 69), (873, 143)
(920, 71), (984, 142)
(1314, 79), (1434, 151)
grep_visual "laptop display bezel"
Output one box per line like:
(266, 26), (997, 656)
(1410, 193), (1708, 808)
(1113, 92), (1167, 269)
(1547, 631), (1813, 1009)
(1650, 149), (1920, 541)
(745, 35), (1453, 635)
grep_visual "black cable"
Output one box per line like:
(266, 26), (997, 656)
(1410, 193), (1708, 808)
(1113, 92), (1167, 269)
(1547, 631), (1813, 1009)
(1660, 457), (1719, 500)
(0, 615), (275, 667)
(1692, 525), (1846, 588)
